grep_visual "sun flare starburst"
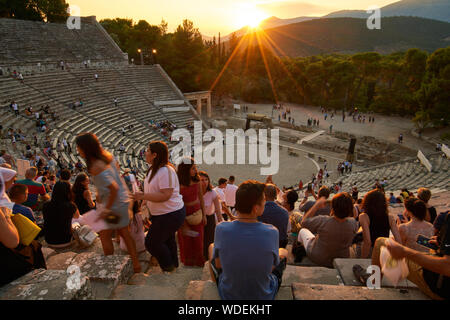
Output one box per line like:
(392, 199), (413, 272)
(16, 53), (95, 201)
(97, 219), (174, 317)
(235, 3), (269, 29)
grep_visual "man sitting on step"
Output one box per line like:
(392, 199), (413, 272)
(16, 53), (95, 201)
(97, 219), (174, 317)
(208, 180), (288, 300)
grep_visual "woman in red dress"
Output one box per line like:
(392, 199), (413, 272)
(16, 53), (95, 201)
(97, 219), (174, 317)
(177, 158), (206, 267)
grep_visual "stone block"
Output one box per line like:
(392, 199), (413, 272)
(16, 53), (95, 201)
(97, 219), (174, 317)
(69, 252), (133, 299)
(292, 283), (430, 300)
(186, 280), (208, 300)
(276, 286), (293, 300)
(41, 247), (56, 261)
(333, 258), (417, 288)
(113, 265), (204, 300)
(0, 269), (93, 300)
(112, 283), (183, 300)
(282, 265), (343, 286)
(46, 251), (78, 270)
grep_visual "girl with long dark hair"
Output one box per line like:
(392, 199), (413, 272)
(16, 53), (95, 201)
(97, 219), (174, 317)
(75, 132), (141, 273)
(43, 181), (80, 247)
(359, 189), (401, 258)
(133, 141), (185, 272)
(72, 173), (95, 215)
(177, 158), (206, 267)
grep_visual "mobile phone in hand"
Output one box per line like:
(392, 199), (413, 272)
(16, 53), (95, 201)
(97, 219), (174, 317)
(416, 234), (439, 250)
(398, 214), (405, 222)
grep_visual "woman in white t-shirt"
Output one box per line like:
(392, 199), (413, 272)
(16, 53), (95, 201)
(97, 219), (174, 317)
(199, 171), (223, 261)
(133, 141), (185, 272)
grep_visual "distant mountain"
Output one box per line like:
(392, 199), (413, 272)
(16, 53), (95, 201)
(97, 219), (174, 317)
(259, 16), (319, 29)
(325, 0), (450, 23)
(205, 0), (450, 43)
(201, 16), (319, 42)
(232, 17), (450, 57)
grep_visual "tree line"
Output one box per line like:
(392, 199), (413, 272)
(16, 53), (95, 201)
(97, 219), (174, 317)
(1, 1), (448, 128)
(100, 17), (449, 129)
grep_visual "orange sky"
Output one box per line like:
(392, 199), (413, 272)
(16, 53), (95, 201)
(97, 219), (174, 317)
(69, 0), (399, 36)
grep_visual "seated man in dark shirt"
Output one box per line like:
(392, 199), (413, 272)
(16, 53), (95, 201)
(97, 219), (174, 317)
(258, 184), (289, 248)
(372, 213), (450, 300)
(299, 186), (331, 216)
(9, 184), (36, 223)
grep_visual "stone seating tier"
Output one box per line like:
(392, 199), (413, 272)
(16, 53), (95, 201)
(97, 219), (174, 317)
(0, 17), (126, 67)
(338, 154), (449, 194)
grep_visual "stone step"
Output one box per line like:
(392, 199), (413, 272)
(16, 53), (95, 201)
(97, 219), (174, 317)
(111, 265), (204, 300)
(185, 280), (294, 300)
(187, 262), (340, 300)
(333, 258), (417, 289)
(282, 265), (343, 286)
(44, 241), (135, 299)
(292, 283), (430, 300)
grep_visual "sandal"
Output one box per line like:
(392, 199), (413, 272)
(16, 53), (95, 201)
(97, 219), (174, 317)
(352, 264), (370, 285)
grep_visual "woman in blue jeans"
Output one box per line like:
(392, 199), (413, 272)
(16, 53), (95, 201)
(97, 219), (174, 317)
(134, 141), (185, 272)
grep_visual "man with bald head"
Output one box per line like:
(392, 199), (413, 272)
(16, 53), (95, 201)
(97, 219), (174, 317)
(258, 184), (289, 248)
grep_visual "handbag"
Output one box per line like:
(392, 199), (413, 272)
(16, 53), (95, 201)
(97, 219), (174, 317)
(185, 209), (203, 226)
(13, 240), (47, 270)
(72, 222), (97, 248)
(11, 213), (42, 246)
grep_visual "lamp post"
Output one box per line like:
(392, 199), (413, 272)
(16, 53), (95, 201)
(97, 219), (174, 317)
(152, 49), (157, 65)
(138, 49), (144, 65)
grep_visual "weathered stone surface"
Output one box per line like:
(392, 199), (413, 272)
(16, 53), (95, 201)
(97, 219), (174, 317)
(112, 265), (203, 300)
(112, 284), (183, 300)
(186, 280), (208, 300)
(71, 252), (134, 299)
(41, 247), (56, 261)
(292, 283), (430, 300)
(333, 258), (417, 288)
(276, 286), (293, 300)
(0, 269), (93, 300)
(282, 265), (343, 286)
(46, 251), (78, 270)
(186, 280), (293, 300)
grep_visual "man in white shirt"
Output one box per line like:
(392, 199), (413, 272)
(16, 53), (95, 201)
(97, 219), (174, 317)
(12, 103), (19, 116)
(213, 178), (227, 220)
(36, 171), (49, 183)
(224, 176), (238, 210)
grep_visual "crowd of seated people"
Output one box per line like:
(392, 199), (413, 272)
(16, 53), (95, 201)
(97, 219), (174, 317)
(148, 120), (177, 136)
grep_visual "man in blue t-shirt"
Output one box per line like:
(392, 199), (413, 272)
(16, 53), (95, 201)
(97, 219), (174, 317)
(208, 180), (288, 300)
(9, 184), (36, 223)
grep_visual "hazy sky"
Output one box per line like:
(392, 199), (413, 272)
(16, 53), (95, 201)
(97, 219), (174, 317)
(70, 0), (399, 36)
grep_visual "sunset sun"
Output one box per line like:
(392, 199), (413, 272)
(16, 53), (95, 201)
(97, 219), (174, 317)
(235, 3), (269, 29)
